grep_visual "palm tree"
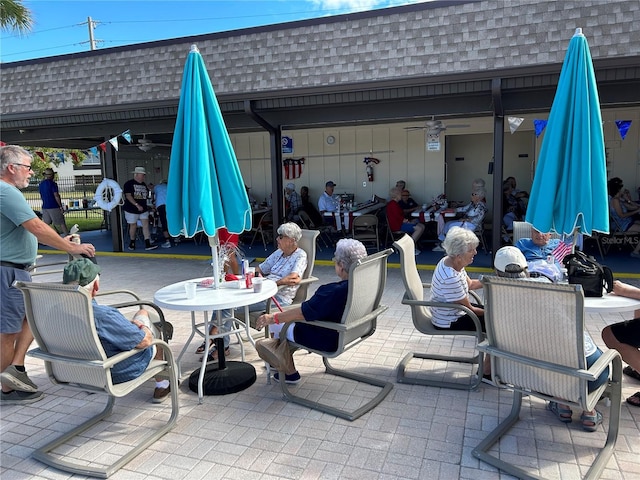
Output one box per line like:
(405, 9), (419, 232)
(0, 0), (33, 34)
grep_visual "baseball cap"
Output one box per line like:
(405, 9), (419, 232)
(63, 258), (102, 286)
(285, 182), (295, 191)
(494, 246), (527, 273)
(325, 181), (336, 187)
(44, 168), (55, 176)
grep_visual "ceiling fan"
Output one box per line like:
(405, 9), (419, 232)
(404, 117), (470, 134)
(124, 134), (172, 152)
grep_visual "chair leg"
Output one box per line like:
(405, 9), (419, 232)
(396, 350), (482, 390)
(33, 357), (179, 478)
(277, 356), (393, 421)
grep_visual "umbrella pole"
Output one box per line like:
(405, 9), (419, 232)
(209, 234), (221, 289)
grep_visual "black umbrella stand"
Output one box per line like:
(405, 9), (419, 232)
(188, 337), (256, 395)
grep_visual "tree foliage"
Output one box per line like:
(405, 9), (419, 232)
(0, 0), (33, 34)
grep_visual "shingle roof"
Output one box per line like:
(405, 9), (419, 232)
(1, 0), (639, 116)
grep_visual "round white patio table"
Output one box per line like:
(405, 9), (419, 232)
(154, 277), (277, 403)
(584, 293), (640, 314)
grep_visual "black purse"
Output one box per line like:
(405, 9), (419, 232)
(563, 251), (614, 297)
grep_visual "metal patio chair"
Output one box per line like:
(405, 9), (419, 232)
(474, 276), (622, 480)
(393, 233), (484, 390)
(15, 281), (179, 479)
(275, 248), (394, 421)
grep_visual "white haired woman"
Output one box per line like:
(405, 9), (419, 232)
(199, 222), (307, 361)
(254, 238), (367, 384)
(433, 187), (487, 252)
(431, 227), (491, 378)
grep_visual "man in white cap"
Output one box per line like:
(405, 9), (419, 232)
(122, 166), (157, 251)
(284, 182), (302, 221)
(38, 167), (68, 235)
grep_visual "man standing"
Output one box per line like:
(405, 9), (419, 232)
(0, 145), (96, 405)
(38, 167), (69, 235)
(150, 181), (172, 248)
(122, 166), (157, 251)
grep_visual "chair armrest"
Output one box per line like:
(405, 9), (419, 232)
(107, 301), (172, 342)
(279, 305), (389, 337)
(477, 341), (621, 381)
(401, 296), (484, 338)
(96, 289), (142, 302)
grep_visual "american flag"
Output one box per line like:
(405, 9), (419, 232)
(551, 240), (573, 263)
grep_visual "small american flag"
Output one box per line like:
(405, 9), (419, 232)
(551, 240), (573, 263)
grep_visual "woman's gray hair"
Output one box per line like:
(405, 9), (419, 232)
(442, 226), (479, 257)
(472, 178), (485, 189)
(0, 145), (31, 175)
(473, 186), (487, 199)
(334, 238), (367, 271)
(277, 222), (302, 242)
(389, 187), (402, 199)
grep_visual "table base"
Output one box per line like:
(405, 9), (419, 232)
(188, 362), (256, 395)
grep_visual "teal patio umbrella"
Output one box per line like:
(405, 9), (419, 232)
(166, 44), (253, 395)
(167, 44), (251, 288)
(526, 28), (609, 239)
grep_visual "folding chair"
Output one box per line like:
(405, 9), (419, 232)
(393, 234), (484, 390)
(351, 214), (380, 251)
(274, 249), (394, 421)
(474, 276), (622, 480)
(249, 210), (273, 250)
(15, 281), (179, 479)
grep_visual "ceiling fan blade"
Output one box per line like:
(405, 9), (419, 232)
(403, 126), (426, 131)
(444, 124), (470, 129)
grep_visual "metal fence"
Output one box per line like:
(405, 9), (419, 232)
(23, 174), (104, 221)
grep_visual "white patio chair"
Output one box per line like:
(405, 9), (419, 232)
(15, 281), (179, 479)
(275, 248), (394, 421)
(473, 276), (622, 480)
(393, 233), (484, 390)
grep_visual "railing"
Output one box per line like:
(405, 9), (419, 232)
(22, 174), (103, 211)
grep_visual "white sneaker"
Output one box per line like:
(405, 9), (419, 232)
(161, 240), (171, 248)
(432, 245), (445, 252)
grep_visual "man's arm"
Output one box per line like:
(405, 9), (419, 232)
(131, 309), (153, 348)
(22, 217), (95, 257)
(125, 192), (143, 212)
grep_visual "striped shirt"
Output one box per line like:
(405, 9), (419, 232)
(430, 258), (469, 328)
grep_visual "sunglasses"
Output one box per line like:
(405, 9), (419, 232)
(12, 163), (33, 171)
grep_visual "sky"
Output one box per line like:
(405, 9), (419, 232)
(1, 0), (433, 63)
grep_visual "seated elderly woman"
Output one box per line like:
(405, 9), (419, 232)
(199, 222), (307, 361)
(253, 239), (367, 384)
(608, 177), (640, 258)
(430, 226), (490, 376)
(387, 187), (425, 255)
(493, 246), (608, 431)
(433, 187), (487, 251)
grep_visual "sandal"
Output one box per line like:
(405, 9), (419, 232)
(623, 366), (640, 381)
(195, 339), (213, 354)
(548, 401), (572, 423)
(194, 326), (220, 354)
(580, 410), (603, 432)
(626, 391), (640, 407)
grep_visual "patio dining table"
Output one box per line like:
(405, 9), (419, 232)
(154, 277), (277, 402)
(323, 201), (385, 231)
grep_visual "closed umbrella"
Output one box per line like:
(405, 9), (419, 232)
(167, 44), (251, 288)
(526, 28), (609, 240)
(166, 44), (253, 395)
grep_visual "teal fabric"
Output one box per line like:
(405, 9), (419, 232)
(167, 45), (251, 238)
(526, 29), (609, 236)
